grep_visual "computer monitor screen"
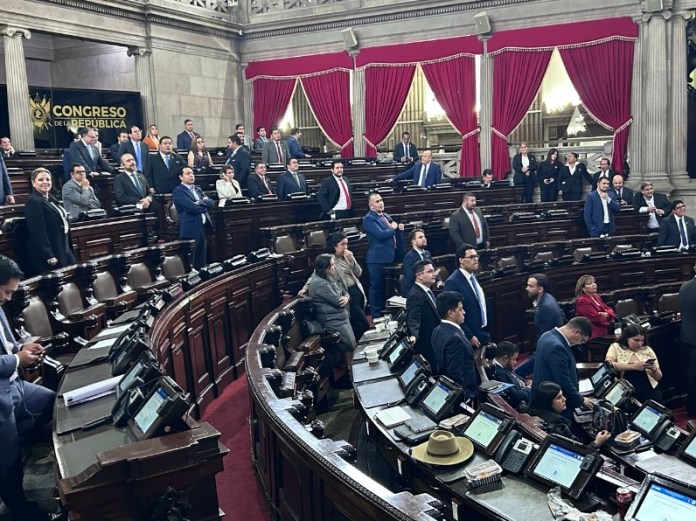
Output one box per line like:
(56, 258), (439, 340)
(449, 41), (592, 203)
(632, 404), (663, 437)
(605, 380), (629, 407)
(399, 357), (421, 389)
(133, 386), (166, 435)
(632, 483), (696, 520)
(118, 358), (145, 394)
(387, 341), (408, 365)
(421, 381), (449, 417)
(591, 363), (610, 386)
(532, 443), (584, 489)
(463, 409), (503, 451)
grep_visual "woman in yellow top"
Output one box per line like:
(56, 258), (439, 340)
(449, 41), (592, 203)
(606, 324), (662, 403)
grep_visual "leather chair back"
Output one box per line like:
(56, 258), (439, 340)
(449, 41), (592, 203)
(162, 255), (186, 280)
(656, 293), (680, 313)
(166, 202), (178, 224)
(57, 282), (84, 317)
(615, 298), (639, 318)
(533, 251), (555, 262)
(127, 262), (154, 289)
(22, 296), (53, 338)
(573, 247), (593, 263)
(93, 271), (119, 301)
(274, 235), (300, 254)
(305, 230), (327, 249)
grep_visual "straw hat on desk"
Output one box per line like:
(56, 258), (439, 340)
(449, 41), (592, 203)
(411, 430), (474, 466)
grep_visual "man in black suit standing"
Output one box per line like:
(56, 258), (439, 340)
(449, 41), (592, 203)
(431, 291), (477, 401)
(658, 200), (695, 250)
(392, 131), (418, 164)
(591, 158), (617, 190)
(68, 126), (113, 175)
(176, 119), (199, 151)
(118, 125), (149, 174)
(402, 228), (436, 297)
(493, 341), (531, 409)
(317, 160), (353, 220)
(246, 162), (275, 198)
(276, 158), (309, 200)
(144, 136), (185, 194)
(558, 152), (592, 201)
(449, 192), (489, 250)
(680, 261), (696, 414)
(113, 153), (152, 210)
(109, 131), (129, 162)
(405, 260), (440, 366)
(633, 181), (671, 232)
(609, 174), (633, 206)
(225, 134), (251, 190)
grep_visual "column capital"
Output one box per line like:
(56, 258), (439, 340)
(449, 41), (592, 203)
(127, 46), (152, 58)
(0, 26), (31, 39)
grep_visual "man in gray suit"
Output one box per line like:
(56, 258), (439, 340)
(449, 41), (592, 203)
(261, 127), (289, 165)
(62, 164), (102, 219)
(68, 126), (113, 175)
(449, 192), (490, 250)
(0, 255), (56, 520)
(680, 261), (696, 414)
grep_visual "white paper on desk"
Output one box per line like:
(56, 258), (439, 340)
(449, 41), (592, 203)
(63, 375), (122, 407)
(386, 296), (407, 308)
(94, 323), (131, 339)
(88, 337), (118, 350)
(578, 378), (593, 395)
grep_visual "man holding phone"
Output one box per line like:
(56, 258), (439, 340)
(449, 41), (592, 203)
(0, 255), (57, 520)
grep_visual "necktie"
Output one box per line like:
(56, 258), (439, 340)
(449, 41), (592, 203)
(469, 274), (487, 325)
(131, 173), (142, 196)
(293, 173), (302, 190)
(427, 289), (436, 305)
(339, 177), (351, 208)
(470, 209), (481, 239)
(418, 165), (426, 187)
(165, 154), (170, 169)
(275, 142), (283, 164)
(261, 175), (271, 194)
(380, 214), (396, 248)
(679, 218), (688, 247)
(404, 143), (409, 159)
(88, 144), (94, 161)
(618, 189), (622, 199)
(134, 144), (142, 171)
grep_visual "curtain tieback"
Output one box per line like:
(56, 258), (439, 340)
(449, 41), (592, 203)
(339, 137), (354, 150)
(614, 118), (633, 134)
(491, 127), (508, 140)
(461, 127), (480, 140)
(363, 135), (378, 150)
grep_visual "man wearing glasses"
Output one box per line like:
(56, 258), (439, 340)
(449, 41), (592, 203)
(443, 244), (491, 348)
(62, 164), (103, 219)
(531, 317), (594, 419)
(658, 200), (695, 250)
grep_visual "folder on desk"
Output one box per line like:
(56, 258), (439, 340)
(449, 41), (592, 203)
(63, 375), (121, 407)
(375, 406), (411, 428)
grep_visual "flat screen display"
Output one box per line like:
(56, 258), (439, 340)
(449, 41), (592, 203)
(133, 386), (166, 434)
(684, 436), (696, 460)
(632, 405), (662, 436)
(421, 381), (449, 416)
(633, 483), (696, 520)
(532, 443), (584, 489)
(399, 358), (421, 388)
(464, 409), (503, 450)
(605, 381), (627, 406)
(388, 341), (408, 364)
(591, 364), (610, 386)
(118, 358), (145, 394)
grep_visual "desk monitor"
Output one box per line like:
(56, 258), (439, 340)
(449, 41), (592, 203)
(462, 403), (514, 456)
(398, 355), (428, 390)
(386, 341), (412, 371)
(524, 434), (602, 499)
(676, 429), (696, 465)
(603, 379), (633, 408)
(630, 400), (671, 440)
(419, 376), (463, 422)
(116, 350), (161, 398)
(128, 376), (189, 441)
(380, 336), (407, 362)
(625, 475), (696, 521)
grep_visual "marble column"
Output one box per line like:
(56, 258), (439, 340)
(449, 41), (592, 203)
(627, 17), (644, 186)
(352, 63), (366, 157)
(668, 12), (690, 181)
(127, 46), (156, 128)
(2, 26), (34, 151)
(478, 39), (492, 173)
(640, 12), (671, 191)
(242, 66), (254, 143)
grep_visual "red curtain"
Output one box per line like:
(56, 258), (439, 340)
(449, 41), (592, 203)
(252, 78), (296, 139)
(301, 71), (354, 158)
(559, 40), (634, 174)
(491, 50), (552, 179)
(363, 65), (416, 157)
(422, 56), (479, 177)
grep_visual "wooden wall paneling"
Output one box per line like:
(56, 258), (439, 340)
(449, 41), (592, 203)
(228, 286), (253, 375)
(185, 304), (215, 414)
(206, 286), (236, 391)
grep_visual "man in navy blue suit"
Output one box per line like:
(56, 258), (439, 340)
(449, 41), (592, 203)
(392, 151), (442, 187)
(287, 127), (310, 159)
(405, 260), (440, 366)
(402, 228), (435, 297)
(363, 192), (404, 317)
(531, 317), (593, 419)
(584, 176), (620, 238)
(276, 158), (310, 200)
(609, 174), (633, 206)
(493, 341), (531, 409)
(392, 131), (418, 164)
(172, 166), (214, 269)
(443, 244), (491, 348)
(431, 291), (477, 401)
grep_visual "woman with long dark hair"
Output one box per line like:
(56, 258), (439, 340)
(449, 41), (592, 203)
(537, 148), (563, 202)
(606, 324), (662, 403)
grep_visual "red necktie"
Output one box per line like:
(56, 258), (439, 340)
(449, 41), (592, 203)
(275, 142), (283, 164)
(339, 177), (351, 209)
(470, 209), (481, 239)
(380, 214), (396, 248)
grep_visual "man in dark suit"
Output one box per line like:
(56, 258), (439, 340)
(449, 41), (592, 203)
(113, 153), (152, 210)
(512, 143), (537, 203)
(261, 128), (289, 165)
(276, 158), (309, 200)
(393, 150), (442, 187)
(680, 262), (696, 414)
(515, 274), (565, 378)
(317, 160), (353, 220)
(287, 127), (310, 159)
(633, 181), (671, 232)
(431, 291), (477, 400)
(481, 169), (494, 189)
(109, 131), (129, 162)
(117, 125), (149, 173)
(0, 255), (57, 521)
(609, 174), (633, 206)
(558, 152), (592, 201)
(591, 158), (618, 190)
(402, 228), (438, 297)
(246, 162), (275, 198)
(363, 192), (404, 317)
(0, 137), (15, 159)
(531, 317), (593, 419)
(583, 176), (620, 237)
(405, 260), (440, 366)
(658, 200), (695, 249)
(443, 244), (491, 348)
(493, 341), (531, 409)
(172, 167), (214, 269)
(68, 126), (113, 175)
(449, 192), (489, 250)
(392, 131), (418, 164)
(176, 119), (199, 151)
(252, 126), (268, 153)
(0, 152), (15, 206)
(225, 134), (251, 190)
(144, 136), (185, 194)
(234, 123), (251, 150)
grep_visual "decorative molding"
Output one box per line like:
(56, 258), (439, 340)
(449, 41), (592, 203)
(0, 26), (32, 39)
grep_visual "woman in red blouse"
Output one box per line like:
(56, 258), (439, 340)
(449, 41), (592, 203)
(574, 274), (618, 339)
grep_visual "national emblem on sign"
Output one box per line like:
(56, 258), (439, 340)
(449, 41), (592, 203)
(29, 93), (52, 129)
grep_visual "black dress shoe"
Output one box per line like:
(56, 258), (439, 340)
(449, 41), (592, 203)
(48, 513), (67, 521)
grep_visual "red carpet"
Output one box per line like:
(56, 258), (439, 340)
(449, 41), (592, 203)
(201, 377), (269, 521)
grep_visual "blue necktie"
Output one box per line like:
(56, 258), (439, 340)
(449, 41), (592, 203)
(427, 289), (436, 306)
(165, 154), (170, 169)
(679, 218), (688, 247)
(469, 274), (486, 325)
(134, 143), (142, 170)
